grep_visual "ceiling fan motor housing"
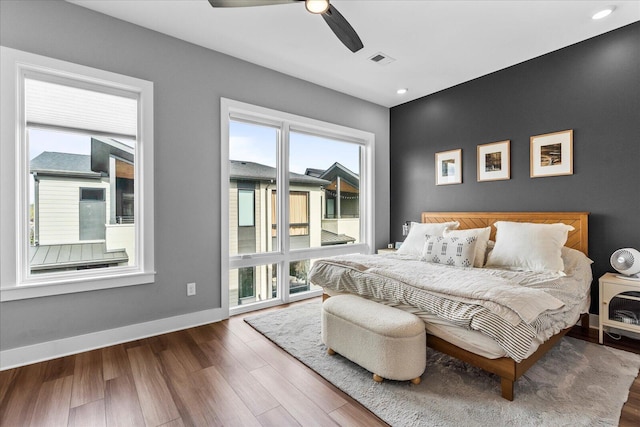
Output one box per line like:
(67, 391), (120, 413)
(610, 248), (640, 277)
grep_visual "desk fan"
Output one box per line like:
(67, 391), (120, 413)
(610, 248), (640, 281)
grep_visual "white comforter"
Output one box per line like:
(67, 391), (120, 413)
(309, 248), (592, 362)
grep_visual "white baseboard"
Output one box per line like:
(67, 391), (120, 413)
(0, 307), (226, 370)
(0, 312), (607, 371)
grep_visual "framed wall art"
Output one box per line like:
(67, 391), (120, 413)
(477, 140), (510, 182)
(530, 129), (573, 178)
(435, 149), (462, 185)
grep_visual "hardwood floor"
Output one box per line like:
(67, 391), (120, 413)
(0, 299), (387, 427)
(1, 299), (638, 427)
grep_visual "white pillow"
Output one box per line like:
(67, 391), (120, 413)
(397, 221), (460, 257)
(444, 226), (491, 267)
(561, 246), (594, 275)
(422, 234), (477, 268)
(485, 221), (575, 273)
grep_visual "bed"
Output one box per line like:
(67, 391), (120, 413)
(310, 211), (592, 400)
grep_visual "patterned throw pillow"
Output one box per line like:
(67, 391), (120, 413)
(421, 234), (478, 268)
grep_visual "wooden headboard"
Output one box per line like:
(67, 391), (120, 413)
(421, 212), (589, 256)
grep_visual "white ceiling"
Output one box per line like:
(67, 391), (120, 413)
(69, 0), (640, 107)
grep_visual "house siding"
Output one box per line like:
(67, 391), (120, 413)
(37, 177), (110, 245)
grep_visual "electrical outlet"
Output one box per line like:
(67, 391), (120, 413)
(187, 282), (196, 296)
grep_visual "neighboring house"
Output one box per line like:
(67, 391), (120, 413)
(29, 137), (135, 272)
(228, 160), (361, 306)
(228, 160), (330, 305)
(306, 162), (360, 245)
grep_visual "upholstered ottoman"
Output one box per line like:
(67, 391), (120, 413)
(321, 294), (426, 384)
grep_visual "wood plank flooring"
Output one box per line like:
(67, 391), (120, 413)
(1, 298), (638, 427)
(0, 299), (386, 427)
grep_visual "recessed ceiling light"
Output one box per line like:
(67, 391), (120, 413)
(592, 6), (615, 20)
(397, 88), (408, 95)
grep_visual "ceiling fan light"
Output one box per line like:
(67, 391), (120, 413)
(592, 7), (615, 20)
(306, 0), (330, 14)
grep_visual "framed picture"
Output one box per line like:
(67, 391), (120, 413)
(530, 129), (573, 178)
(477, 140), (510, 182)
(435, 149), (462, 185)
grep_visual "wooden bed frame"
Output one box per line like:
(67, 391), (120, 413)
(420, 212), (590, 400)
(322, 211), (590, 400)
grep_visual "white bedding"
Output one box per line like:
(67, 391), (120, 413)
(334, 296), (591, 360)
(310, 247), (593, 361)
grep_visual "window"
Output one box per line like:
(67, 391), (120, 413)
(238, 267), (255, 301)
(288, 259), (310, 295)
(222, 98), (374, 314)
(228, 122), (278, 257)
(238, 188), (255, 227)
(0, 47), (154, 301)
(271, 191), (310, 237)
(80, 188), (106, 201)
(326, 198), (336, 219)
(79, 187), (106, 242)
(230, 264), (276, 306)
(288, 191), (310, 236)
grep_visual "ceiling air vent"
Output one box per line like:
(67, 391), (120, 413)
(368, 52), (395, 66)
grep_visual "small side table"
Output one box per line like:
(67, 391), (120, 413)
(377, 248), (397, 254)
(599, 272), (640, 344)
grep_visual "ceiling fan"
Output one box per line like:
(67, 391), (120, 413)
(207, 0), (364, 52)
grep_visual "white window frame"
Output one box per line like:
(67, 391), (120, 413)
(221, 98), (375, 315)
(0, 47), (155, 301)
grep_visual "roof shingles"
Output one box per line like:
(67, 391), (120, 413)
(230, 160), (329, 186)
(30, 151), (95, 174)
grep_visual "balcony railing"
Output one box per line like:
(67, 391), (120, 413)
(116, 216), (135, 224)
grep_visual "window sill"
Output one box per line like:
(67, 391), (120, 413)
(0, 271), (156, 301)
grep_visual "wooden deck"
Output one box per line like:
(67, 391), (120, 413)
(29, 243), (128, 271)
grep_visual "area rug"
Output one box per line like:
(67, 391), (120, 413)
(245, 301), (640, 427)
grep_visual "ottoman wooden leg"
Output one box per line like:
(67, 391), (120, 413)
(327, 348), (336, 355)
(373, 374), (383, 382)
(411, 377), (421, 385)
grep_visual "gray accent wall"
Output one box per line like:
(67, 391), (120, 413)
(0, 0), (390, 350)
(390, 23), (640, 313)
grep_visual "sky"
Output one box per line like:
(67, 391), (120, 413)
(229, 120), (360, 175)
(29, 128), (91, 159)
(28, 128), (136, 160)
(30, 123), (360, 177)
(27, 122), (360, 205)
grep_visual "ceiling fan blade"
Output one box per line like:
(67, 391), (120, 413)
(321, 4), (363, 53)
(208, 0), (299, 7)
